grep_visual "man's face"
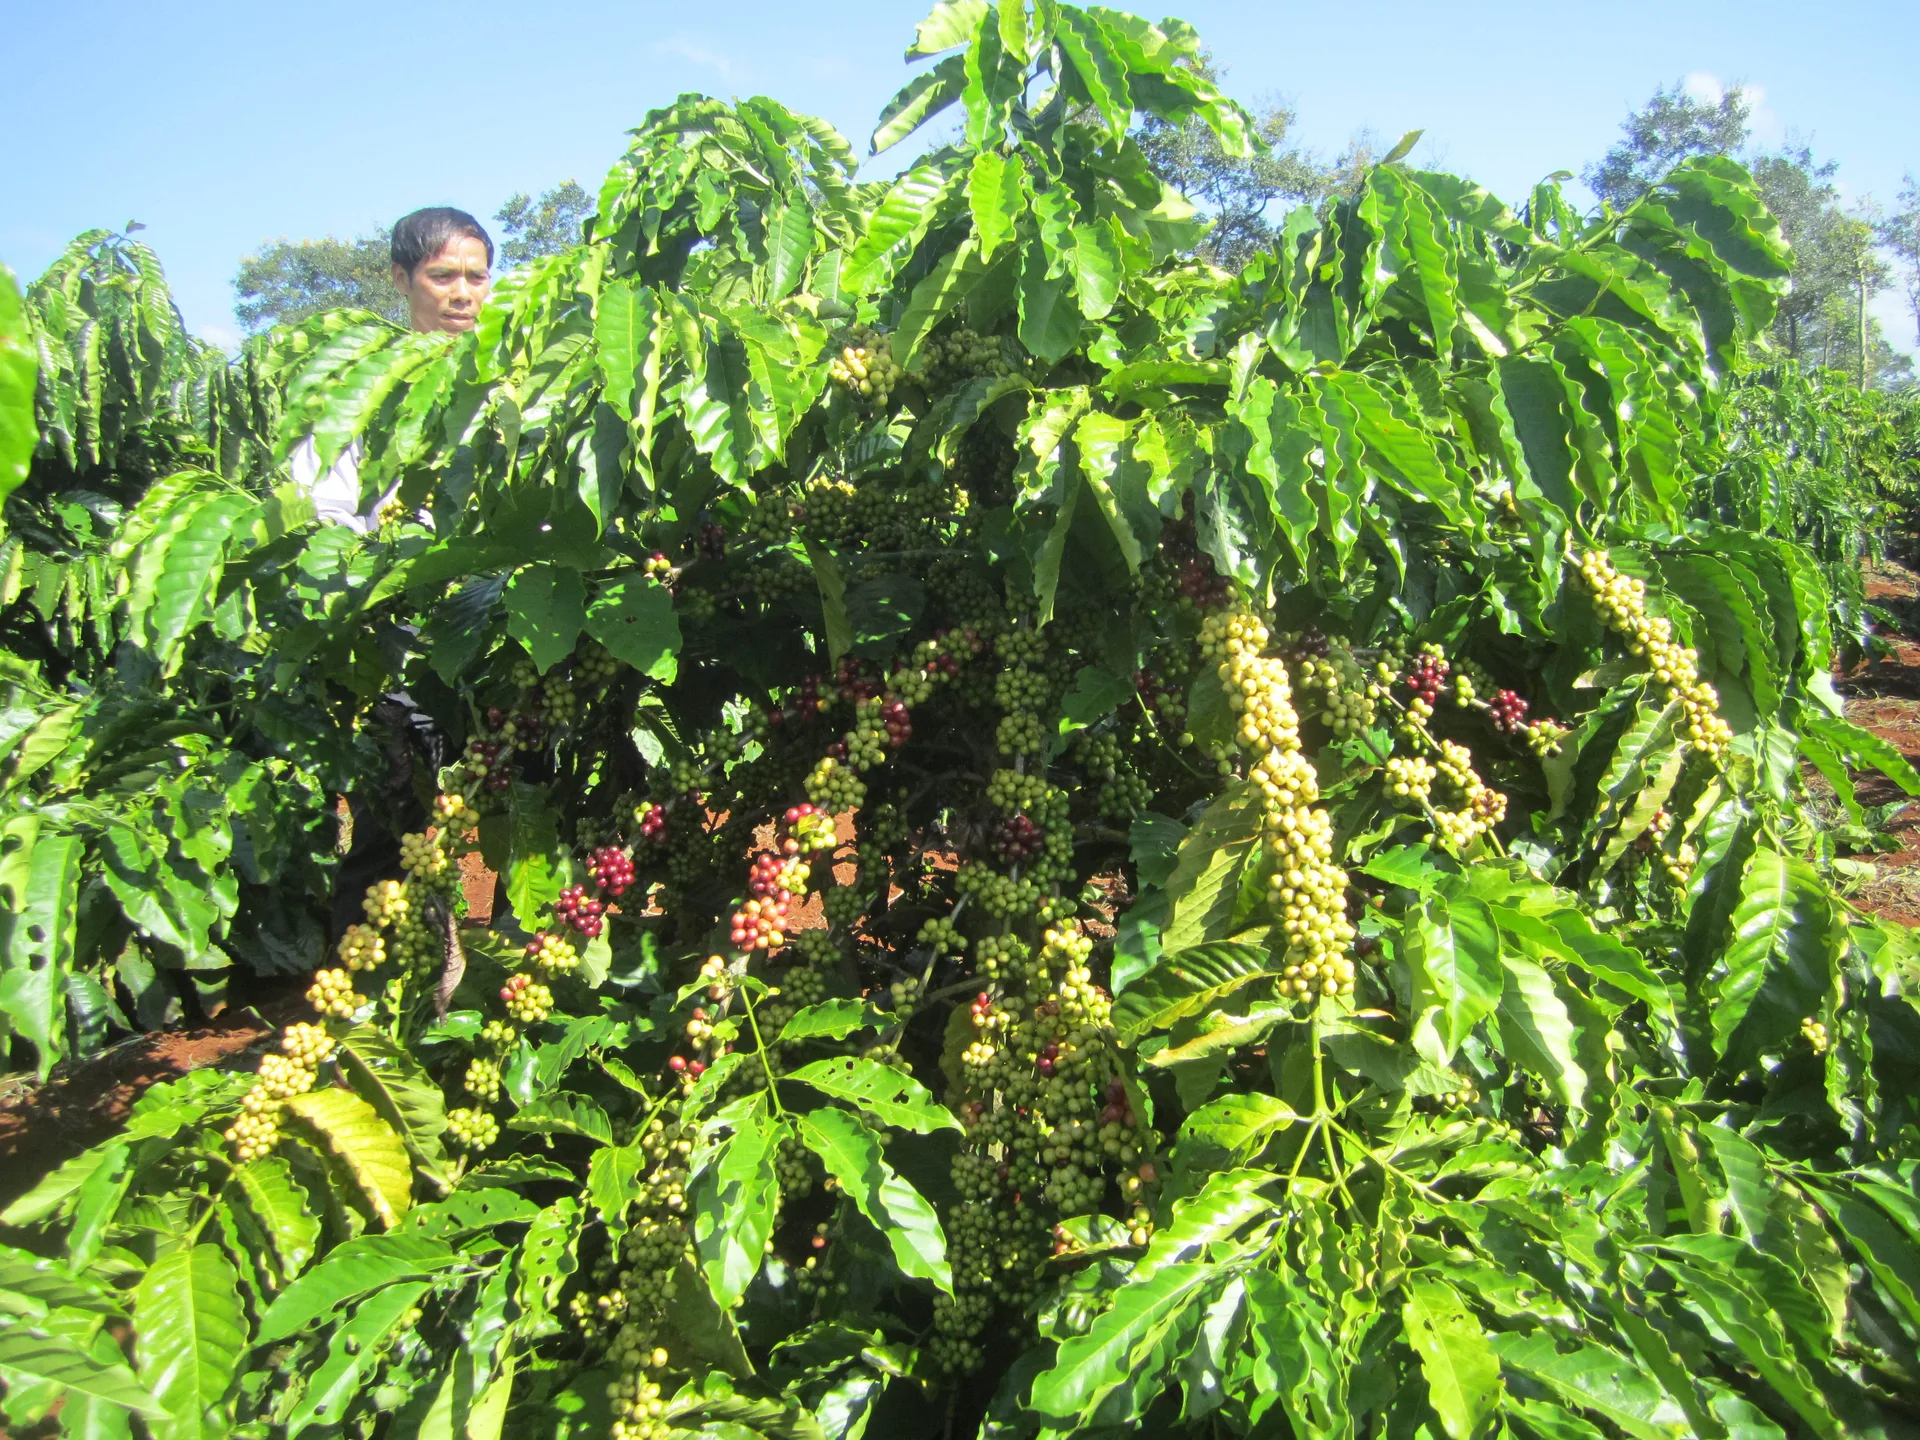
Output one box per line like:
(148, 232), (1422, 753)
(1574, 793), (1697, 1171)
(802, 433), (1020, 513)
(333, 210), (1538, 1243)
(393, 235), (492, 333)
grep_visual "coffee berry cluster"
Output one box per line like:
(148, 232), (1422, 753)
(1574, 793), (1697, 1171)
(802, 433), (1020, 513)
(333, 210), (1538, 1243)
(224, 1022), (337, 1160)
(937, 923), (1158, 1371)
(792, 634), (977, 817)
(1203, 609), (1358, 1000)
(1635, 807), (1698, 886)
(596, 1106), (698, 1440)
(1288, 644), (1378, 737)
(827, 325), (902, 408)
(1575, 549), (1732, 763)
(919, 325), (1015, 387)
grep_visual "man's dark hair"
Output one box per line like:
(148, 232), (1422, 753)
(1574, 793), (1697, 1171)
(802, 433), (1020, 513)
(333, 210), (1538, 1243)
(390, 207), (494, 275)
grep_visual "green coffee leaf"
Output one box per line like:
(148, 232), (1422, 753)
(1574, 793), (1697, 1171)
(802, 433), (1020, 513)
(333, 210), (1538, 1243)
(1708, 846), (1838, 1072)
(0, 1138), (125, 1228)
(515, 1197), (582, 1338)
(1134, 1169), (1278, 1278)
(1145, 1003), (1295, 1067)
(1158, 783), (1261, 954)
(283, 1087), (415, 1229)
(1058, 664), (1132, 734)
(777, 998), (887, 1044)
(1112, 942), (1276, 1044)
(1129, 813), (1187, 892)
(797, 1109), (951, 1291)
(1802, 710), (1920, 796)
(283, 1279), (431, 1437)
(1016, 233), (1084, 366)
(1655, 1253), (1839, 1438)
(0, 1320), (160, 1416)
(1488, 1331), (1687, 1440)
(1030, 1261), (1220, 1425)
(0, 830), (81, 1077)
(968, 150), (1024, 260)
(587, 1144), (643, 1244)
(504, 563), (588, 674)
(335, 1023), (452, 1192)
(1242, 1268), (1348, 1436)
(0, 1244), (119, 1318)
(508, 1092), (613, 1145)
(401, 1186), (543, 1240)
(229, 1157), (321, 1288)
(786, 1056), (960, 1133)
(0, 267), (37, 506)
(907, 0), (988, 57)
(257, 1234), (459, 1344)
(1176, 1095), (1296, 1166)
(1536, 907), (1675, 1018)
(691, 1096), (786, 1310)
(595, 278), (662, 423)
(133, 1244), (246, 1440)
(585, 578), (680, 681)
(1407, 896), (1503, 1067)
(1403, 1275), (1502, 1440)
(1494, 951), (1588, 1110)
(1360, 843), (1442, 893)
(1812, 1184), (1920, 1332)
(666, 1387), (829, 1440)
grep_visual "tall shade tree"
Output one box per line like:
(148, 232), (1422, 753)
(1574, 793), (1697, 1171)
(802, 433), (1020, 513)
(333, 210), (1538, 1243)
(1881, 172), (1920, 349)
(495, 180), (594, 267)
(1584, 79), (1751, 208)
(1134, 60), (1365, 272)
(1752, 148), (1904, 382)
(232, 232), (403, 332)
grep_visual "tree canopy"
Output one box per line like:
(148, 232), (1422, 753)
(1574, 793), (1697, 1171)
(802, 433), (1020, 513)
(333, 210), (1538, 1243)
(1588, 80), (1910, 386)
(496, 180), (594, 267)
(233, 230), (402, 332)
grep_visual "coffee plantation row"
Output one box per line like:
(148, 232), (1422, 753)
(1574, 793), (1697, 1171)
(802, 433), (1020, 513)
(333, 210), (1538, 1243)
(3, 2), (1919, 1437)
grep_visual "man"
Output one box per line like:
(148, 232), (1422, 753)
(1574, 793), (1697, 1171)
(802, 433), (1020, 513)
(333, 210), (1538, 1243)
(389, 206), (493, 335)
(291, 208), (494, 936)
(290, 206), (493, 528)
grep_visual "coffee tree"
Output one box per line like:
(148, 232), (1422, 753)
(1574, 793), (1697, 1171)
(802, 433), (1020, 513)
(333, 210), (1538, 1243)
(5, 3), (1920, 1437)
(0, 234), (358, 1071)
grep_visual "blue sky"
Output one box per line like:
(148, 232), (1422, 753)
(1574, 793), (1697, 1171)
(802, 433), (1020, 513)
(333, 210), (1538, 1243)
(6, 0), (1915, 352)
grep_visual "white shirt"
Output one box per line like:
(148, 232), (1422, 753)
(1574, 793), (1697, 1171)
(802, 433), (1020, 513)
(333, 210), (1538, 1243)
(290, 436), (397, 532)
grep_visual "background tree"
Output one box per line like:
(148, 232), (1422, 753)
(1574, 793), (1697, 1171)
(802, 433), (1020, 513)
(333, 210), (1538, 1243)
(1583, 79), (1750, 207)
(232, 231), (401, 331)
(1752, 148), (1904, 381)
(1135, 59), (1367, 271)
(1881, 172), (1920, 350)
(495, 179), (593, 266)
(1589, 84), (1909, 385)
(1754, 145), (1846, 355)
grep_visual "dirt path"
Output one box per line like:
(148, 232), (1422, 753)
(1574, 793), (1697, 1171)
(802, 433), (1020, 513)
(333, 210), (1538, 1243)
(1827, 562), (1920, 926)
(0, 979), (298, 1212)
(0, 858), (500, 1211)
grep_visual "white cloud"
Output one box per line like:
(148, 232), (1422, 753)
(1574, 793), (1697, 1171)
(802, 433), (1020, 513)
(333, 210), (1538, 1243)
(649, 36), (747, 86)
(1682, 71), (1725, 106)
(1681, 71), (1783, 148)
(1742, 86), (1785, 149)
(196, 321), (243, 353)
